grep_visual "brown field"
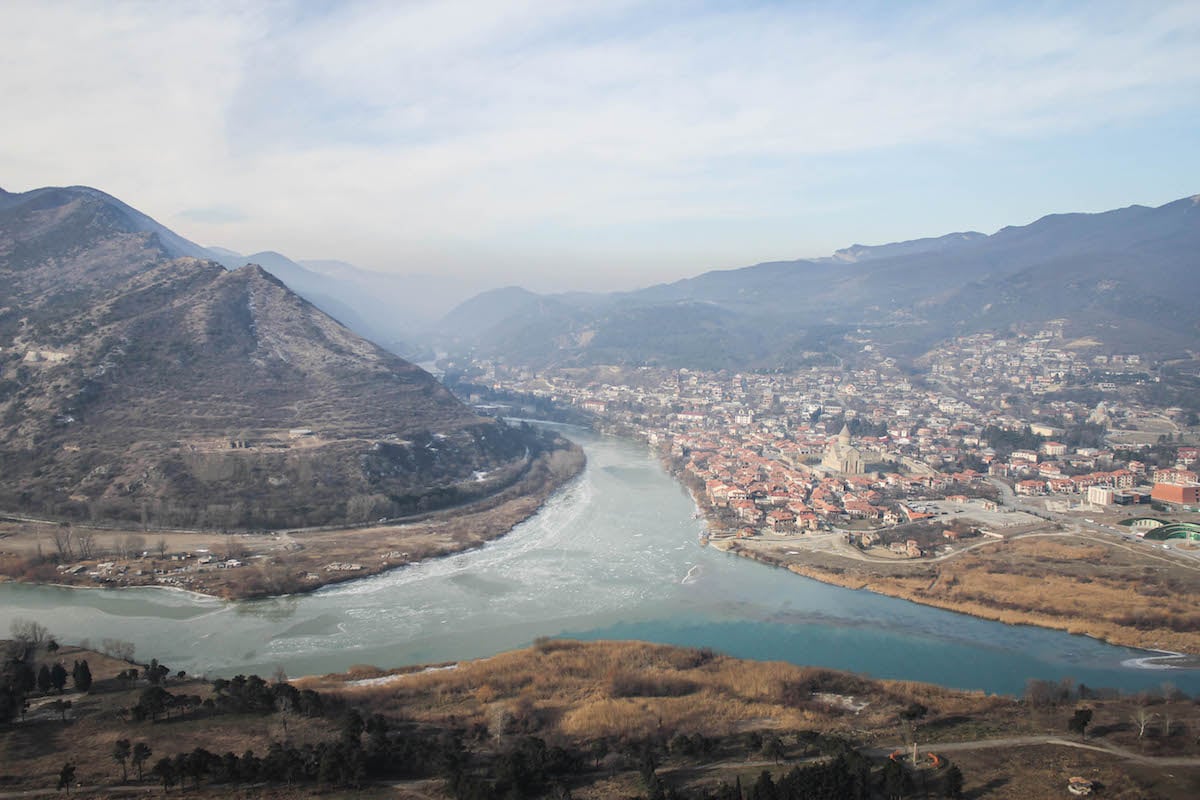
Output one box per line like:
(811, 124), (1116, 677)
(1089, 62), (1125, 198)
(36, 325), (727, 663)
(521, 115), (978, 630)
(948, 743), (1200, 800)
(734, 532), (1200, 654)
(303, 640), (1200, 799)
(0, 444), (584, 600)
(5, 639), (1200, 798)
(301, 639), (1022, 744)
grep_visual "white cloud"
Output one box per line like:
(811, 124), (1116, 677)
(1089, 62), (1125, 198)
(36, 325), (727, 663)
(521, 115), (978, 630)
(1, 0), (1197, 291)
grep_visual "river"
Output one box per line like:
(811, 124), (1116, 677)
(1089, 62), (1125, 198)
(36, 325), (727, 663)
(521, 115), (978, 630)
(1, 425), (1197, 696)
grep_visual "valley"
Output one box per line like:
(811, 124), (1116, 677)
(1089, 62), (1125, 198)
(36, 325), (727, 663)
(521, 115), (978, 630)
(456, 350), (1200, 658)
(2, 637), (1199, 799)
(5, 4), (1200, 796)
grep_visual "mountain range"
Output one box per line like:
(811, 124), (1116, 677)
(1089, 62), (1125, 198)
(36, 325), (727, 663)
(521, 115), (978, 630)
(0, 185), (558, 530)
(434, 195), (1200, 369)
(203, 249), (465, 359)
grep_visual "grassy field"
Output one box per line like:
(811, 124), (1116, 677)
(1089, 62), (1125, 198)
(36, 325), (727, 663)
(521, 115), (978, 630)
(3, 639), (1199, 798)
(734, 532), (1200, 654)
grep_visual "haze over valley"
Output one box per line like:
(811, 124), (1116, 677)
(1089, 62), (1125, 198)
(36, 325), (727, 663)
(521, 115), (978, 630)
(3, 2), (1200, 798)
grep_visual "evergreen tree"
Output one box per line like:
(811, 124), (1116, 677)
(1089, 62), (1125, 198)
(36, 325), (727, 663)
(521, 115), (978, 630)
(749, 770), (777, 800)
(1068, 708), (1094, 740)
(882, 758), (911, 800)
(943, 764), (965, 799)
(56, 762), (75, 795)
(72, 660), (93, 693)
(0, 684), (24, 725)
(151, 758), (176, 792)
(113, 739), (131, 782)
(37, 664), (52, 694)
(50, 663), (68, 693)
(11, 662), (36, 694)
(131, 742), (152, 781)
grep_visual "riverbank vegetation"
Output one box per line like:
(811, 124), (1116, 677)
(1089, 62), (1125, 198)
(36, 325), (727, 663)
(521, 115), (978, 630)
(4, 636), (1198, 798)
(0, 440), (585, 600)
(729, 533), (1200, 655)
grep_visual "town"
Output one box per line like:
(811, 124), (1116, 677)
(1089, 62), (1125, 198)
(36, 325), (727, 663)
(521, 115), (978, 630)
(448, 325), (1200, 563)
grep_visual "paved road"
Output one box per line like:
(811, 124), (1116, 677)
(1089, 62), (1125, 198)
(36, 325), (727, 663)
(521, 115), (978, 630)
(989, 478), (1200, 571)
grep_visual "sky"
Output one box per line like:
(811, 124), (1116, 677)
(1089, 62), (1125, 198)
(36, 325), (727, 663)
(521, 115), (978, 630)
(2, 0), (1199, 295)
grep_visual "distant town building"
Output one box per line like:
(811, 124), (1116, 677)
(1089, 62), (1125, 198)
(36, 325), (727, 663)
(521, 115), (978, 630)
(1151, 482), (1200, 505)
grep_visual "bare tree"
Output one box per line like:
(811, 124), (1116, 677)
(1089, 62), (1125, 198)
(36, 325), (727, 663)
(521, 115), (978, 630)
(1132, 706), (1158, 740)
(74, 530), (97, 560)
(101, 638), (136, 662)
(51, 525), (74, 560)
(119, 534), (146, 559)
(10, 618), (50, 647)
(1160, 709), (1175, 738)
(222, 533), (247, 561)
(156, 537), (168, 559)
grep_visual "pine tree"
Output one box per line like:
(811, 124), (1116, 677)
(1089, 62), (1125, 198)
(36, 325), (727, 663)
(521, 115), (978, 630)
(113, 739), (131, 783)
(50, 663), (68, 693)
(1068, 707), (1094, 741)
(37, 664), (52, 694)
(944, 764), (965, 799)
(57, 762), (75, 795)
(132, 742), (152, 781)
(151, 757), (176, 792)
(72, 660), (93, 693)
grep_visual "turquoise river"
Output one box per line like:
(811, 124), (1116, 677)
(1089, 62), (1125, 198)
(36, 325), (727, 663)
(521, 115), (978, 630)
(1, 424), (1197, 696)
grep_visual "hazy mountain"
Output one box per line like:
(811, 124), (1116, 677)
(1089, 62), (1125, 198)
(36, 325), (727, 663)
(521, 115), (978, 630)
(436, 287), (547, 340)
(0, 185), (561, 529)
(438, 194), (1200, 367)
(818, 231), (986, 264)
(302, 260), (471, 328)
(206, 249), (469, 359)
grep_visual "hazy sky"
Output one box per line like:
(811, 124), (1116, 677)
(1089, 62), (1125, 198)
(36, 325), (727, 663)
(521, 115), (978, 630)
(3, 1), (1198, 294)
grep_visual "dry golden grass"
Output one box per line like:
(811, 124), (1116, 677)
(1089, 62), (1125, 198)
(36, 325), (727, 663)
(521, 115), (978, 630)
(300, 640), (1022, 747)
(780, 534), (1200, 654)
(0, 643), (331, 792)
(7, 639), (1194, 798)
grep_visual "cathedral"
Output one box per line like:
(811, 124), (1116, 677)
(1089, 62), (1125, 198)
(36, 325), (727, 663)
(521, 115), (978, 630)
(821, 424), (865, 474)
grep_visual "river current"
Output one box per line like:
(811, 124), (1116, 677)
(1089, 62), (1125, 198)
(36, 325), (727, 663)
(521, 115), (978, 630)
(2, 424), (1197, 696)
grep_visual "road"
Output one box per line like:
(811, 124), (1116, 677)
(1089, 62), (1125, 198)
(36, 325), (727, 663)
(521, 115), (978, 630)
(4, 734), (1199, 799)
(988, 478), (1200, 572)
(659, 732), (1200, 781)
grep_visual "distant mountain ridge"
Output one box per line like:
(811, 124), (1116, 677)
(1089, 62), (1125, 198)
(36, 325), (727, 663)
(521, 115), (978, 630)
(437, 194), (1200, 368)
(0, 184), (559, 529)
(818, 231), (986, 264)
(206, 248), (463, 358)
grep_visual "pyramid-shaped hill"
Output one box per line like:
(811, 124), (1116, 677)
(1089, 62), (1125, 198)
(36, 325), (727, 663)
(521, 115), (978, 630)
(0, 186), (571, 529)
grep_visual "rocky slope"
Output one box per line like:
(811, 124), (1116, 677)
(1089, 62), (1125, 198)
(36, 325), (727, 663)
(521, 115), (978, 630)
(0, 185), (565, 529)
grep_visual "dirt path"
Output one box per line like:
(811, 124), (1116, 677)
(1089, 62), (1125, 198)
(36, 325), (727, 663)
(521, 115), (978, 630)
(658, 733), (1200, 780)
(866, 735), (1200, 767)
